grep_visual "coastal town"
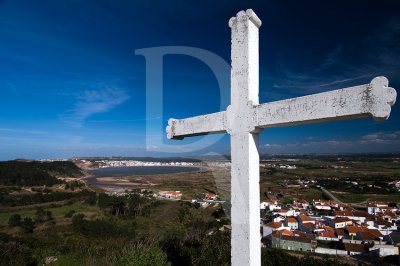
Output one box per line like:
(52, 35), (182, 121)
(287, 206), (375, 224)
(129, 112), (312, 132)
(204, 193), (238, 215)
(260, 198), (400, 258)
(107, 184), (400, 259)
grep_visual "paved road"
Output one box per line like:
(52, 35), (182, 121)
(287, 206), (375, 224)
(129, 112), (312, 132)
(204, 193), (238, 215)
(320, 187), (366, 209)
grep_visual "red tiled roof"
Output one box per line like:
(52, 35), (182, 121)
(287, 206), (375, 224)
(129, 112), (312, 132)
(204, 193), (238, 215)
(336, 228), (346, 236)
(347, 225), (360, 234)
(301, 223), (315, 229)
(271, 232), (313, 243)
(358, 231), (381, 241)
(318, 231), (336, 238)
(333, 217), (351, 223)
(335, 211), (353, 216)
(352, 211), (370, 218)
(323, 226), (335, 232)
(265, 222), (282, 229)
(298, 214), (314, 222)
(363, 228), (383, 238)
(383, 211), (396, 218)
(344, 243), (366, 253)
(287, 217), (297, 223)
(375, 219), (392, 226)
(278, 229), (293, 236)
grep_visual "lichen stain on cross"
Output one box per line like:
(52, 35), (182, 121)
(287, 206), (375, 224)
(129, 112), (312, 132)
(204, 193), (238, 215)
(166, 9), (397, 266)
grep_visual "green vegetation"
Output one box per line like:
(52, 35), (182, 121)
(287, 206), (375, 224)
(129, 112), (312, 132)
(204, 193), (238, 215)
(1, 155), (399, 265)
(332, 192), (400, 204)
(115, 247), (171, 266)
(0, 160), (83, 186)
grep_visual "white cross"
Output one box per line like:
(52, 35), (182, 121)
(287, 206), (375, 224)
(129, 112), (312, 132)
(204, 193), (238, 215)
(166, 9), (397, 266)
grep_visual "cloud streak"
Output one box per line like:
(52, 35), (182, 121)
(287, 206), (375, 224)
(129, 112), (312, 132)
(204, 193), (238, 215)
(269, 17), (400, 100)
(60, 87), (129, 127)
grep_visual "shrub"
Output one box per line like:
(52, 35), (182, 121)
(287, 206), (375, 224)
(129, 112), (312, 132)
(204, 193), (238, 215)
(8, 214), (21, 227)
(114, 247), (171, 266)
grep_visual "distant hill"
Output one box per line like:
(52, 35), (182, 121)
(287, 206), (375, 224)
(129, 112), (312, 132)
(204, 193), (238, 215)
(0, 160), (83, 186)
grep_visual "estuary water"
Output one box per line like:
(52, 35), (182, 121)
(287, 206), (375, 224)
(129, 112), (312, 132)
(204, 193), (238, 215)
(86, 166), (202, 186)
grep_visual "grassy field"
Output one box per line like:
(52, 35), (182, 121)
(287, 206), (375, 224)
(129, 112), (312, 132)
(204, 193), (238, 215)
(0, 201), (102, 227)
(332, 192), (400, 204)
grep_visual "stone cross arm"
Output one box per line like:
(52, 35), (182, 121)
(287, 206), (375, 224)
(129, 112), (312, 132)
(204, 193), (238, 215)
(167, 76), (396, 140)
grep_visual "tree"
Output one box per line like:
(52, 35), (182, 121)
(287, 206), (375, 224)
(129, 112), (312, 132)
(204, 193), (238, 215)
(8, 214), (21, 227)
(35, 207), (46, 223)
(21, 218), (34, 233)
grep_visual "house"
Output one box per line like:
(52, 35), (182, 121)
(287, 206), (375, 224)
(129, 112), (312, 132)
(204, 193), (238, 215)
(370, 244), (400, 257)
(374, 219), (397, 235)
(316, 226), (339, 241)
(263, 222), (285, 237)
(313, 199), (338, 210)
(356, 229), (384, 244)
(204, 193), (218, 200)
(159, 191), (182, 199)
(277, 208), (295, 217)
(346, 225), (361, 237)
(300, 222), (315, 234)
(285, 217), (299, 230)
(367, 201), (389, 215)
(382, 210), (398, 224)
(277, 229), (293, 236)
(336, 228), (347, 239)
(344, 243), (367, 255)
(261, 200), (281, 211)
(271, 231), (315, 252)
(297, 214), (315, 224)
(328, 217), (352, 229)
(293, 199), (309, 210)
(334, 210), (371, 224)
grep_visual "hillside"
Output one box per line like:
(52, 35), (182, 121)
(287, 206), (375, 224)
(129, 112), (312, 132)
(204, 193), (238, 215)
(0, 160), (83, 186)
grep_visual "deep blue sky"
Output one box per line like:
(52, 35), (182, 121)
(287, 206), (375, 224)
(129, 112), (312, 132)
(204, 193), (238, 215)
(0, 0), (400, 160)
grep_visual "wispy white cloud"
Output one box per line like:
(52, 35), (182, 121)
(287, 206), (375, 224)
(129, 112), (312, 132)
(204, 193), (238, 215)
(270, 17), (400, 99)
(0, 127), (48, 135)
(60, 87), (130, 127)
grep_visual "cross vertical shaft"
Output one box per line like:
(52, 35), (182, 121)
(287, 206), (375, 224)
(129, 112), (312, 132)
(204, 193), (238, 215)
(228, 10), (262, 266)
(165, 9), (396, 266)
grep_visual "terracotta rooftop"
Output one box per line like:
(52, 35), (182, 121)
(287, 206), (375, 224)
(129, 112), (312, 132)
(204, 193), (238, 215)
(375, 219), (393, 227)
(336, 228), (346, 236)
(277, 229), (293, 236)
(346, 225), (360, 234)
(298, 214), (314, 222)
(335, 211), (353, 216)
(318, 231), (336, 238)
(344, 243), (366, 253)
(301, 223), (316, 229)
(364, 228), (383, 238)
(287, 217), (297, 223)
(352, 211), (370, 218)
(357, 229), (383, 241)
(333, 217), (351, 223)
(264, 222), (282, 229)
(271, 232), (313, 243)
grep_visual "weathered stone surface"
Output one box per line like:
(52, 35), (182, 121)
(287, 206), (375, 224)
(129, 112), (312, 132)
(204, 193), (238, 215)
(166, 77), (396, 139)
(166, 9), (397, 266)
(256, 76), (397, 128)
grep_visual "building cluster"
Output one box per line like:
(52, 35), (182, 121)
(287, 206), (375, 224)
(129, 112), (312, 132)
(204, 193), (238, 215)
(261, 199), (400, 257)
(158, 191), (183, 200)
(389, 180), (400, 192)
(94, 160), (199, 168)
